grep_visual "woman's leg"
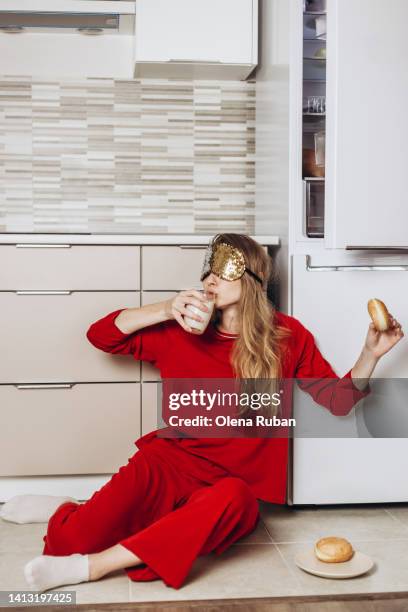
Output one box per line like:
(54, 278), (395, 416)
(115, 476), (260, 589)
(27, 474), (259, 592)
(24, 449), (193, 592)
(88, 545), (143, 581)
(42, 449), (182, 556)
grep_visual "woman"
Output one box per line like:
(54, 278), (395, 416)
(3, 233), (403, 593)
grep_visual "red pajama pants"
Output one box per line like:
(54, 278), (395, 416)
(42, 443), (260, 589)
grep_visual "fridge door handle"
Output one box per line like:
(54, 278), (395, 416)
(306, 255), (408, 272)
(346, 246), (408, 251)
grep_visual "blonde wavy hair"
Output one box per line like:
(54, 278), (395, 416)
(207, 233), (292, 418)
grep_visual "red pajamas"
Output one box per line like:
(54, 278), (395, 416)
(42, 445), (260, 589)
(41, 306), (370, 588)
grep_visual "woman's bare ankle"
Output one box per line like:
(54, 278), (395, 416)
(88, 553), (105, 581)
(88, 545), (143, 582)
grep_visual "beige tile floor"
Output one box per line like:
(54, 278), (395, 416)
(1, 502), (408, 604)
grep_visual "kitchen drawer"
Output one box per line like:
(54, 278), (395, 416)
(0, 291), (141, 383)
(141, 382), (162, 436)
(0, 245), (140, 290)
(142, 246), (207, 290)
(0, 382), (141, 476)
(141, 291), (178, 381)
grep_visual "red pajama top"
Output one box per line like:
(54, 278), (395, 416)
(86, 308), (370, 504)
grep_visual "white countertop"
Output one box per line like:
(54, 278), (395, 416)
(0, 233), (280, 246)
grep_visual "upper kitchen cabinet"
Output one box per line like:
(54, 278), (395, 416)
(324, 0), (408, 249)
(134, 0), (258, 80)
(0, 1), (136, 78)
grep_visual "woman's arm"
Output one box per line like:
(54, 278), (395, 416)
(295, 312), (404, 416)
(115, 289), (210, 334)
(114, 300), (170, 335)
(351, 313), (404, 391)
(294, 326), (371, 417)
(86, 307), (167, 359)
(86, 290), (211, 359)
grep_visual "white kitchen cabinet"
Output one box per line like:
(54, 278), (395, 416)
(0, 33), (134, 81)
(0, 236), (278, 498)
(135, 0), (257, 79)
(0, 2), (136, 78)
(324, 0), (408, 249)
(141, 382), (162, 436)
(0, 382), (141, 476)
(142, 246), (207, 290)
(0, 245), (140, 291)
(0, 291), (141, 383)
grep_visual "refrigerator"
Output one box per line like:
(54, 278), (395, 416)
(287, 0), (408, 504)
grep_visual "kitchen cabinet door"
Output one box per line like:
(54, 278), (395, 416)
(135, 0), (255, 64)
(0, 291), (141, 383)
(141, 382), (163, 436)
(0, 382), (141, 476)
(291, 254), (408, 503)
(325, 0), (408, 248)
(142, 246), (207, 290)
(0, 245), (140, 290)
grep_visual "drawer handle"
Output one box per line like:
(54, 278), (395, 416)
(15, 384), (75, 390)
(179, 245), (206, 249)
(15, 290), (72, 295)
(16, 244), (72, 249)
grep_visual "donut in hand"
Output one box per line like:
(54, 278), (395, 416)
(367, 298), (391, 332)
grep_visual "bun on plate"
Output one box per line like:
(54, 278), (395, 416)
(314, 537), (354, 563)
(367, 298), (391, 332)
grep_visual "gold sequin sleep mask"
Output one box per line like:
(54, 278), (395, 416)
(200, 241), (263, 284)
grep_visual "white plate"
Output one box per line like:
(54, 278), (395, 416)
(294, 549), (374, 579)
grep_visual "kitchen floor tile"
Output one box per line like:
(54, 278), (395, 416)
(0, 551), (48, 592)
(2, 505), (408, 604)
(383, 504), (408, 531)
(128, 544), (300, 602)
(0, 518), (47, 554)
(234, 517), (273, 544)
(0, 550), (130, 604)
(276, 539), (408, 595)
(259, 503), (408, 543)
(58, 570), (130, 605)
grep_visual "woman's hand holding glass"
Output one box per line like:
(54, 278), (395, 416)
(164, 289), (211, 333)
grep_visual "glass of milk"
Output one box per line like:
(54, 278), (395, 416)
(184, 290), (215, 334)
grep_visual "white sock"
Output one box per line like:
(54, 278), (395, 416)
(0, 494), (77, 524)
(24, 554), (90, 593)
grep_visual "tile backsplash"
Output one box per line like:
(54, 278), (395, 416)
(0, 76), (255, 234)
